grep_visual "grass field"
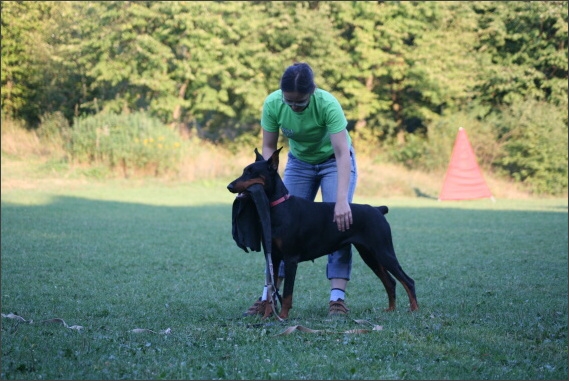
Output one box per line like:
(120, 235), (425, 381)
(1, 173), (567, 380)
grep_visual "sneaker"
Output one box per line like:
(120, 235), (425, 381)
(329, 299), (350, 316)
(243, 297), (267, 317)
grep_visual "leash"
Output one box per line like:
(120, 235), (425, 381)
(275, 319), (383, 336)
(266, 194), (287, 320)
(265, 252), (284, 321)
(244, 184), (285, 321)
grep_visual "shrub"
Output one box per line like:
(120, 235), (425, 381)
(68, 112), (183, 177)
(489, 100), (568, 195)
(36, 111), (70, 148)
(423, 112), (501, 172)
(386, 132), (429, 170)
(383, 112), (495, 173)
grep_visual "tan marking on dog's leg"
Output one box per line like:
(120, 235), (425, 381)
(278, 295), (293, 320)
(384, 301), (396, 312)
(400, 283), (419, 311)
(262, 299), (273, 319)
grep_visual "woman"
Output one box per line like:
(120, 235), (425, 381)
(244, 62), (358, 316)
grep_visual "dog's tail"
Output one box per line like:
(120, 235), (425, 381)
(376, 205), (389, 215)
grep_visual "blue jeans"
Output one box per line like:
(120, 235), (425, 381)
(277, 146), (358, 280)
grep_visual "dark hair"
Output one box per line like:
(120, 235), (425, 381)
(280, 62), (316, 94)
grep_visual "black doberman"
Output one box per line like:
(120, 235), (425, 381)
(227, 147), (418, 319)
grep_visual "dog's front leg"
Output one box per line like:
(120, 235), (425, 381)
(262, 298), (274, 319)
(279, 259), (299, 319)
(261, 255), (282, 319)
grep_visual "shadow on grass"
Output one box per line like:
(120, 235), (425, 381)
(413, 187), (438, 200)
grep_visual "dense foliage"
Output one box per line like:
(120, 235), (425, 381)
(1, 1), (567, 194)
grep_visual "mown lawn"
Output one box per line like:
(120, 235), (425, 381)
(1, 180), (567, 380)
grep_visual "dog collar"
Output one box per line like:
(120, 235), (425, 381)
(270, 194), (290, 207)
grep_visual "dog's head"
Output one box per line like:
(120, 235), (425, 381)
(227, 147), (282, 195)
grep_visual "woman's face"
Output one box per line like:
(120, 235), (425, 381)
(282, 91), (311, 112)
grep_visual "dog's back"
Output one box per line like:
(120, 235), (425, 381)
(271, 197), (394, 264)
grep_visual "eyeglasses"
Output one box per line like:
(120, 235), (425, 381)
(282, 94), (311, 108)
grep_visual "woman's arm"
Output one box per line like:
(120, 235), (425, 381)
(330, 130), (353, 232)
(262, 129), (279, 160)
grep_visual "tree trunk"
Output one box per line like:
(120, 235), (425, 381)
(391, 84), (405, 144)
(171, 80), (189, 137)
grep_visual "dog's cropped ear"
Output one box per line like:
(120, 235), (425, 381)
(268, 147), (283, 171)
(254, 148), (264, 162)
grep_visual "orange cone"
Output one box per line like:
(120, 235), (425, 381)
(439, 127), (494, 201)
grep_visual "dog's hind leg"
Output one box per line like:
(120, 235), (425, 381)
(355, 245), (398, 311)
(388, 265), (419, 311)
(379, 254), (419, 311)
(376, 266), (398, 311)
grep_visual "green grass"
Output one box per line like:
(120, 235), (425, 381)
(1, 180), (567, 380)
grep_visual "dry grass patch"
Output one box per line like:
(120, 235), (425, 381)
(355, 154), (531, 200)
(1, 122), (536, 199)
(1, 119), (45, 157)
(177, 139), (254, 182)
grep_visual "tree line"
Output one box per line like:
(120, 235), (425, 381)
(1, 1), (567, 194)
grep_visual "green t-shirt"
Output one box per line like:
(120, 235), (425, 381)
(261, 88), (351, 164)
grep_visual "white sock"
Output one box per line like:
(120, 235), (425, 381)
(261, 286), (268, 301)
(330, 288), (345, 301)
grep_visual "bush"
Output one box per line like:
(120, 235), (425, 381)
(386, 132), (429, 170)
(380, 104), (568, 196)
(424, 112), (501, 172)
(384, 112), (498, 173)
(68, 112), (183, 177)
(489, 100), (568, 195)
(36, 111), (71, 149)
